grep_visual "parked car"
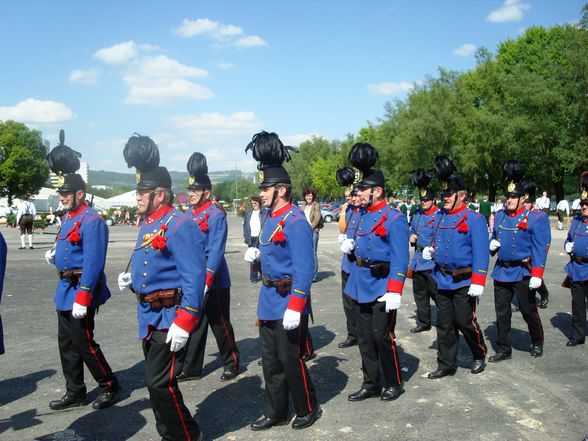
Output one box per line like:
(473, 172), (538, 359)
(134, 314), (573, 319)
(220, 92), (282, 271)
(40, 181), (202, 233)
(320, 207), (339, 223)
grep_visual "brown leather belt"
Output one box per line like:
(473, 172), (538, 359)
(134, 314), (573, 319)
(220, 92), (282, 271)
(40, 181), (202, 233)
(436, 265), (472, 282)
(497, 257), (531, 270)
(136, 289), (182, 309)
(59, 269), (83, 285)
(262, 277), (292, 294)
(571, 254), (588, 264)
(355, 257), (390, 277)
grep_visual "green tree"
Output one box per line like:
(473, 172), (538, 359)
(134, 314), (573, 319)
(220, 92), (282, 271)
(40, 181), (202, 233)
(213, 178), (258, 203)
(0, 120), (49, 205)
(310, 155), (341, 200)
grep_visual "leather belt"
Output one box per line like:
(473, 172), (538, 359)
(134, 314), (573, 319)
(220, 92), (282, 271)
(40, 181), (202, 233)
(355, 257), (390, 277)
(59, 269), (83, 285)
(261, 277), (292, 294)
(436, 265), (472, 282)
(497, 257), (531, 270)
(136, 289), (182, 309)
(571, 254), (588, 264)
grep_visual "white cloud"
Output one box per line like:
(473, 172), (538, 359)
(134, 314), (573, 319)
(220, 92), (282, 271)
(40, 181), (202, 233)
(94, 41), (140, 64)
(69, 68), (102, 85)
(169, 112), (263, 138)
(131, 55), (208, 79)
(486, 0), (530, 23)
(454, 43), (477, 57)
(282, 133), (322, 147)
(0, 98), (75, 125)
(235, 36), (269, 48)
(173, 18), (268, 49)
(367, 81), (413, 96)
(216, 62), (236, 70)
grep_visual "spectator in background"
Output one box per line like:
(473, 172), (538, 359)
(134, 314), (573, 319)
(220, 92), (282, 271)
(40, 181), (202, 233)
(571, 196), (581, 216)
(243, 196), (262, 282)
(302, 188), (322, 283)
(16, 195), (36, 250)
(536, 191), (550, 215)
(479, 196), (492, 227)
(556, 198), (570, 230)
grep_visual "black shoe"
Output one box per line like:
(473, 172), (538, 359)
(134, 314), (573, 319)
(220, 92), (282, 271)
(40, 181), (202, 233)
(292, 406), (322, 429)
(49, 394), (86, 410)
(348, 388), (380, 401)
(337, 337), (358, 348)
(539, 296), (549, 309)
(566, 339), (585, 347)
(471, 358), (486, 374)
(410, 324), (432, 334)
(531, 345), (543, 358)
(250, 415), (288, 431)
(18, 247), (25, 250)
(380, 386), (404, 401)
(511, 306), (520, 312)
(176, 372), (202, 383)
(220, 367), (238, 382)
(301, 353), (316, 362)
(92, 387), (119, 409)
(488, 352), (512, 363)
(29, 246), (34, 249)
(427, 368), (457, 379)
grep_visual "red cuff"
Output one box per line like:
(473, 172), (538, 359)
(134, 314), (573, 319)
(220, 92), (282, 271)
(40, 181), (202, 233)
(287, 295), (306, 313)
(205, 273), (214, 287)
(531, 267), (544, 278)
(471, 273), (486, 286)
(174, 309), (199, 333)
(386, 279), (404, 294)
(75, 290), (92, 307)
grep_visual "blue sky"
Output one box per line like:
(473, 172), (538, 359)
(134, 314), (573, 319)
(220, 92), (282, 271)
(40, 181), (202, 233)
(0, 0), (583, 174)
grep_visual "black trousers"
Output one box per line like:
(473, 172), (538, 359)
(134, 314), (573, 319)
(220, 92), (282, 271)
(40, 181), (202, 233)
(435, 287), (487, 370)
(300, 324), (314, 358)
(412, 270), (437, 327)
(353, 299), (403, 390)
(180, 287), (239, 376)
(494, 279), (544, 353)
(143, 330), (201, 441)
(57, 309), (117, 397)
(534, 280), (549, 301)
(341, 270), (357, 339)
(259, 316), (318, 419)
(569, 279), (588, 341)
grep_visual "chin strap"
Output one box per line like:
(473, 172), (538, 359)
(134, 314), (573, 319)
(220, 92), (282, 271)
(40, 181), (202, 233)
(145, 190), (157, 216)
(269, 187), (279, 209)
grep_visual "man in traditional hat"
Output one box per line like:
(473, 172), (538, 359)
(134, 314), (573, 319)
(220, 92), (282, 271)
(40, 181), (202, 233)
(422, 155), (489, 379)
(488, 161), (549, 363)
(118, 134), (206, 441)
(177, 152), (240, 383)
(45, 130), (119, 411)
(244, 131), (321, 431)
(0, 231), (7, 356)
(341, 143), (409, 402)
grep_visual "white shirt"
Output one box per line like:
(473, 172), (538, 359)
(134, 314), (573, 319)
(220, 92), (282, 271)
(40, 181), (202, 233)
(16, 200), (36, 224)
(571, 198), (581, 210)
(536, 195), (550, 210)
(249, 209), (261, 237)
(556, 199), (570, 215)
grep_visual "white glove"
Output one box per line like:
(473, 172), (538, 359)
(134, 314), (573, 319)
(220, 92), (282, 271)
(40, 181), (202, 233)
(244, 247), (261, 262)
(422, 246), (434, 260)
(118, 272), (132, 292)
(72, 302), (87, 319)
(337, 233), (348, 245)
(565, 242), (574, 254)
(45, 249), (56, 265)
(489, 239), (501, 252)
(340, 238), (356, 254)
(529, 277), (542, 290)
(166, 323), (190, 352)
(468, 284), (484, 297)
(377, 292), (402, 312)
(282, 309), (301, 330)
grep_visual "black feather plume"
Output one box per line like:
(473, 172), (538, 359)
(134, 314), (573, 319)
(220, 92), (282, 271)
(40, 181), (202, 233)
(46, 129), (82, 175)
(348, 143), (379, 172)
(580, 171), (588, 192)
(434, 155), (456, 181)
(187, 152), (208, 179)
(245, 131), (295, 166)
(522, 176), (536, 195)
(336, 167), (355, 186)
(411, 168), (432, 188)
(503, 160), (525, 183)
(123, 133), (160, 171)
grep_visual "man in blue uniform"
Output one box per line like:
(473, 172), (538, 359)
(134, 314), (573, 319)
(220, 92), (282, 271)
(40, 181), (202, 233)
(0, 231), (6, 356)
(422, 156), (489, 379)
(44, 131), (119, 411)
(177, 152), (240, 383)
(488, 162), (549, 362)
(118, 134), (206, 441)
(245, 131), (321, 431)
(563, 172), (588, 347)
(342, 143), (409, 402)
(408, 169), (439, 333)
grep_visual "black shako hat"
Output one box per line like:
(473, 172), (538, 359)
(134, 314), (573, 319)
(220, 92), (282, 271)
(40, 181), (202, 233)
(187, 152), (211, 190)
(411, 168), (434, 200)
(434, 155), (465, 196)
(580, 171), (588, 203)
(46, 129), (86, 193)
(123, 134), (171, 190)
(336, 166), (355, 193)
(522, 176), (537, 203)
(348, 142), (385, 188)
(245, 131), (294, 188)
(503, 160), (526, 197)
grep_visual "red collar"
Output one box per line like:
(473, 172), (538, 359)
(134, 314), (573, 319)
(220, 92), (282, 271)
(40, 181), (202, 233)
(192, 200), (212, 215)
(146, 205), (174, 225)
(366, 200), (388, 213)
(447, 204), (467, 215)
(68, 202), (87, 219)
(508, 206), (526, 218)
(424, 206), (439, 216)
(271, 202), (292, 218)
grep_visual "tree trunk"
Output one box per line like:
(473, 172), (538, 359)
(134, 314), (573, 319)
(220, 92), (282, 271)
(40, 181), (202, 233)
(488, 182), (497, 203)
(554, 177), (564, 203)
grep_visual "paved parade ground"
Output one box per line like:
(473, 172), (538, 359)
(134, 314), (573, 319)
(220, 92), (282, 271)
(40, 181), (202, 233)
(0, 213), (586, 441)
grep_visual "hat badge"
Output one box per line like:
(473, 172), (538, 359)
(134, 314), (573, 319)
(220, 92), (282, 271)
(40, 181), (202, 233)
(507, 181), (516, 193)
(420, 188), (427, 197)
(440, 180), (448, 190)
(582, 190), (588, 200)
(188, 176), (195, 185)
(136, 171), (141, 184)
(353, 169), (363, 184)
(56, 174), (65, 188)
(258, 170), (264, 183)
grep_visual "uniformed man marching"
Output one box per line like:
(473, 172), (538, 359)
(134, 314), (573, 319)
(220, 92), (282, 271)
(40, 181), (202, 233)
(45, 130), (119, 411)
(422, 155), (489, 378)
(341, 142), (409, 402)
(118, 134), (206, 441)
(488, 162), (549, 362)
(244, 131), (321, 431)
(177, 152), (240, 383)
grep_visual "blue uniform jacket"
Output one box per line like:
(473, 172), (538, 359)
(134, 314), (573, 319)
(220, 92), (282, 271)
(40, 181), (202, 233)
(191, 200), (231, 289)
(491, 207), (550, 282)
(410, 206), (439, 272)
(0, 232), (6, 355)
(131, 206), (206, 340)
(341, 205), (362, 274)
(565, 215), (588, 282)
(432, 205), (489, 290)
(257, 203), (313, 320)
(53, 203), (111, 311)
(345, 200), (410, 303)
